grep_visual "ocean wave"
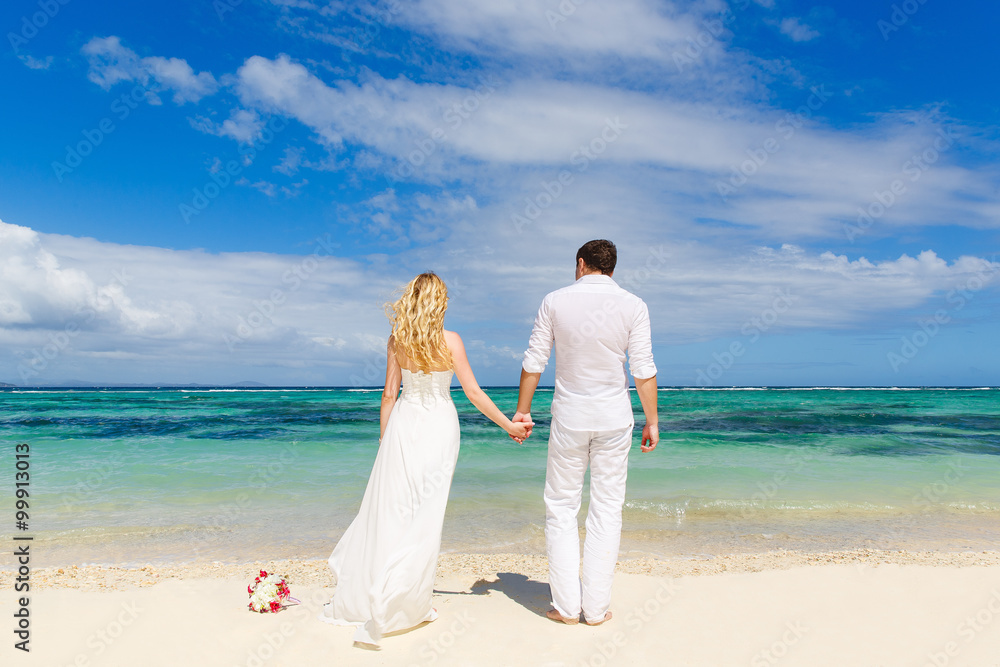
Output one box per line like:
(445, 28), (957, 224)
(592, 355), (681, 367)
(620, 497), (971, 517)
(664, 386), (998, 391)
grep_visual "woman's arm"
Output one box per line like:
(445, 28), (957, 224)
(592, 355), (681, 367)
(380, 336), (402, 441)
(444, 330), (531, 441)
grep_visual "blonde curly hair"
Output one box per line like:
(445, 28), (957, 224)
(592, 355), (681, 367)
(385, 272), (452, 371)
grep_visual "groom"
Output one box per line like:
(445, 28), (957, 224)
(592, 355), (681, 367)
(513, 239), (658, 626)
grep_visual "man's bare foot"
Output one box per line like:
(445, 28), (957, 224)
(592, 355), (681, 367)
(585, 611), (612, 626)
(546, 609), (579, 624)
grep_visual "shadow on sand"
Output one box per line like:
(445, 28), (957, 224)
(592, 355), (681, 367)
(436, 572), (551, 616)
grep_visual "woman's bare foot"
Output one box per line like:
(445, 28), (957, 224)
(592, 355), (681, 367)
(545, 609), (579, 624)
(584, 611), (612, 626)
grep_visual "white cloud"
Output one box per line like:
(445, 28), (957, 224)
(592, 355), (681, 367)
(2, 217), (997, 385)
(240, 179), (278, 197)
(81, 36), (144, 89)
(229, 54), (998, 241)
(143, 56), (220, 104)
(778, 17), (820, 42)
(415, 188), (1000, 341)
(0, 221), (168, 334)
(18, 54), (53, 70)
(274, 147), (305, 175)
(281, 179), (309, 197)
(269, 0), (321, 9)
(234, 55), (755, 171)
(235, 54), (350, 146)
(82, 36), (219, 104)
(191, 108), (267, 143)
(397, 0), (702, 62)
(0, 219), (399, 384)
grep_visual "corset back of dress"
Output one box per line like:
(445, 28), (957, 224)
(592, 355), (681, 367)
(400, 369), (454, 404)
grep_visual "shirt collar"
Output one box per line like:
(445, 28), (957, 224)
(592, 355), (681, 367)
(577, 274), (616, 285)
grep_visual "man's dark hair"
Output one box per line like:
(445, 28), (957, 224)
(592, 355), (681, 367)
(576, 239), (617, 275)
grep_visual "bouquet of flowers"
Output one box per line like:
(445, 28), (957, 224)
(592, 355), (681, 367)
(247, 570), (296, 613)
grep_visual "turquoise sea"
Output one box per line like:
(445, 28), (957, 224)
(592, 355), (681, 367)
(2, 387), (999, 567)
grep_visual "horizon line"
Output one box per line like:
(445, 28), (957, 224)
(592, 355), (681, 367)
(2, 384), (997, 390)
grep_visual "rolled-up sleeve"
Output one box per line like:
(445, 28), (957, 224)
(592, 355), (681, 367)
(522, 296), (554, 373)
(627, 300), (657, 379)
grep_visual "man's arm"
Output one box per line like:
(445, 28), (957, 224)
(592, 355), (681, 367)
(514, 369), (541, 438)
(628, 299), (658, 453)
(514, 296), (553, 441)
(634, 375), (658, 452)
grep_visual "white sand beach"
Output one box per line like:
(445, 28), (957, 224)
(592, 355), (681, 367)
(5, 550), (1000, 666)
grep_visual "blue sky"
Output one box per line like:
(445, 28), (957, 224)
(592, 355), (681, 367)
(1, 0), (998, 386)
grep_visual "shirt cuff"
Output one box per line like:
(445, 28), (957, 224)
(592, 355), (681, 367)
(629, 362), (657, 380)
(522, 358), (547, 374)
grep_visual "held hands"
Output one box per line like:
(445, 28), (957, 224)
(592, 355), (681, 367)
(508, 411), (534, 444)
(640, 423), (659, 452)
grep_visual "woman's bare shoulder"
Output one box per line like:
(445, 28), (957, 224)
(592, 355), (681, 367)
(443, 330), (466, 358)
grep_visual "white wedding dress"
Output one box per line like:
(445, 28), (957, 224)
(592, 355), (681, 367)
(320, 369), (460, 645)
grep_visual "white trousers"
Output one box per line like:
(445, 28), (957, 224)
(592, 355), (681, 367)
(544, 417), (632, 623)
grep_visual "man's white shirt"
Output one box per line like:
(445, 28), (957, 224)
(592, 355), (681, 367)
(522, 274), (656, 431)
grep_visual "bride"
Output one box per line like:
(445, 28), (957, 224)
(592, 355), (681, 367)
(319, 272), (531, 647)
